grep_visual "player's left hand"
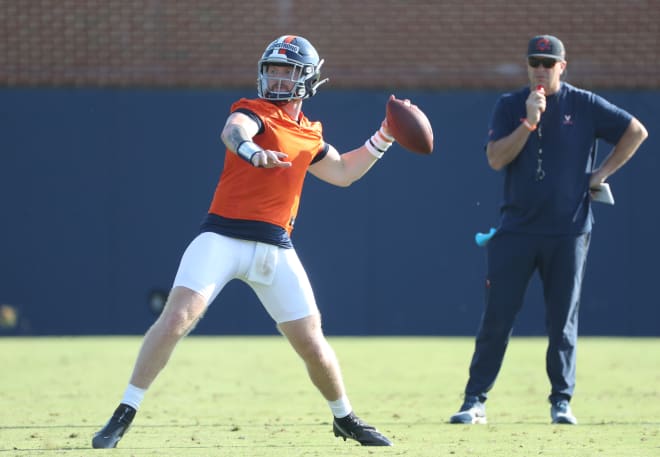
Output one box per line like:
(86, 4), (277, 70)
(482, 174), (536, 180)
(252, 150), (292, 168)
(380, 118), (394, 140)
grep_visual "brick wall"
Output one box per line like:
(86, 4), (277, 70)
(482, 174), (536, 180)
(1, 0), (658, 89)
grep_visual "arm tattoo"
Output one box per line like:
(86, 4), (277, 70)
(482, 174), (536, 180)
(226, 124), (250, 152)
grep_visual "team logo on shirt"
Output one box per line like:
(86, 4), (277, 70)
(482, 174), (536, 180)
(562, 115), (573, 125)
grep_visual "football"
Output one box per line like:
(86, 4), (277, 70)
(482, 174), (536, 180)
(386, 96), (434, 154)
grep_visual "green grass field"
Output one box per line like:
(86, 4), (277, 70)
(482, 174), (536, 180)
(1, 336), (658, 456)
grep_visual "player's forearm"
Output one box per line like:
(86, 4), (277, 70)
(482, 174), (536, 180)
(309, 145), (379, 187)
(335, 127), (394, 185)
(310, 126), (393, 187)
(221, 123), (251, 152)
(337, 146), (381, 185)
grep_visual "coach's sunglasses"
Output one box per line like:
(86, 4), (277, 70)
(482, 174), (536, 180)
(528, 57), (558, 69)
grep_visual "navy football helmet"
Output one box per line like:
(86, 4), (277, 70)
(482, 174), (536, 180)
(257, 35), (328, 101)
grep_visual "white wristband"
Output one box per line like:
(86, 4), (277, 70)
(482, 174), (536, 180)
(236, 140), (262, 165)
(365, 128), (393, 159)
(365, 138), (384, 158)
(378, 126), (395, 143)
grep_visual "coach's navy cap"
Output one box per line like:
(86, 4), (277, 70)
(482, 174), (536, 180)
(527, 35), (565, 60)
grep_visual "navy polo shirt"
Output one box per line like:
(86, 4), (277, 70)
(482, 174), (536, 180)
(487, 82), (632, 235)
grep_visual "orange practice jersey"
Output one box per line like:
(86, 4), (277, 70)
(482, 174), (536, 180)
(208, 98), (326, 234)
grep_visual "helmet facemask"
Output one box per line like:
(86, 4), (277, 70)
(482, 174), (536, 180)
(258, 62), (310, 101)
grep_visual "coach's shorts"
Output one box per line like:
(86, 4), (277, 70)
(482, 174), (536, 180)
(172, 232), (318, 323)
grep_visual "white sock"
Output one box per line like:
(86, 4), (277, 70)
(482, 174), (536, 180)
(121, 384), (146, 411)
(328, 395), (352, 418)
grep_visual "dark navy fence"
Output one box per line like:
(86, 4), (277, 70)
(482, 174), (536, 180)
(1, 88), (658, 336)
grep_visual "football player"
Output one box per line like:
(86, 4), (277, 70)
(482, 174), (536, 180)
(92, 35), (395, 448)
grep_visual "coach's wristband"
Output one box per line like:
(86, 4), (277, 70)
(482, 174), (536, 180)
(521, 118), (537, 132)
(236, 140), (262, 165)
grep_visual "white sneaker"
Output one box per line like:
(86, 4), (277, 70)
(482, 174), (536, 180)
(551, 399), (577, 425)
(449, 396), (487, 424)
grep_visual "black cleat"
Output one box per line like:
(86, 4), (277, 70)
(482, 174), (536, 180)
(332, 412), (392, 446)
(92, 403), (136, 449)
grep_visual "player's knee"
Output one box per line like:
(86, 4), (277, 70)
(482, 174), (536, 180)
(157, 296), (206, 337)
(299, 337), (334, 366)
(155, 311), (188, 337)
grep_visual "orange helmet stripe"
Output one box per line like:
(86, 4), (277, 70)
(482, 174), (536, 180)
(279, 35), (296, 54)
